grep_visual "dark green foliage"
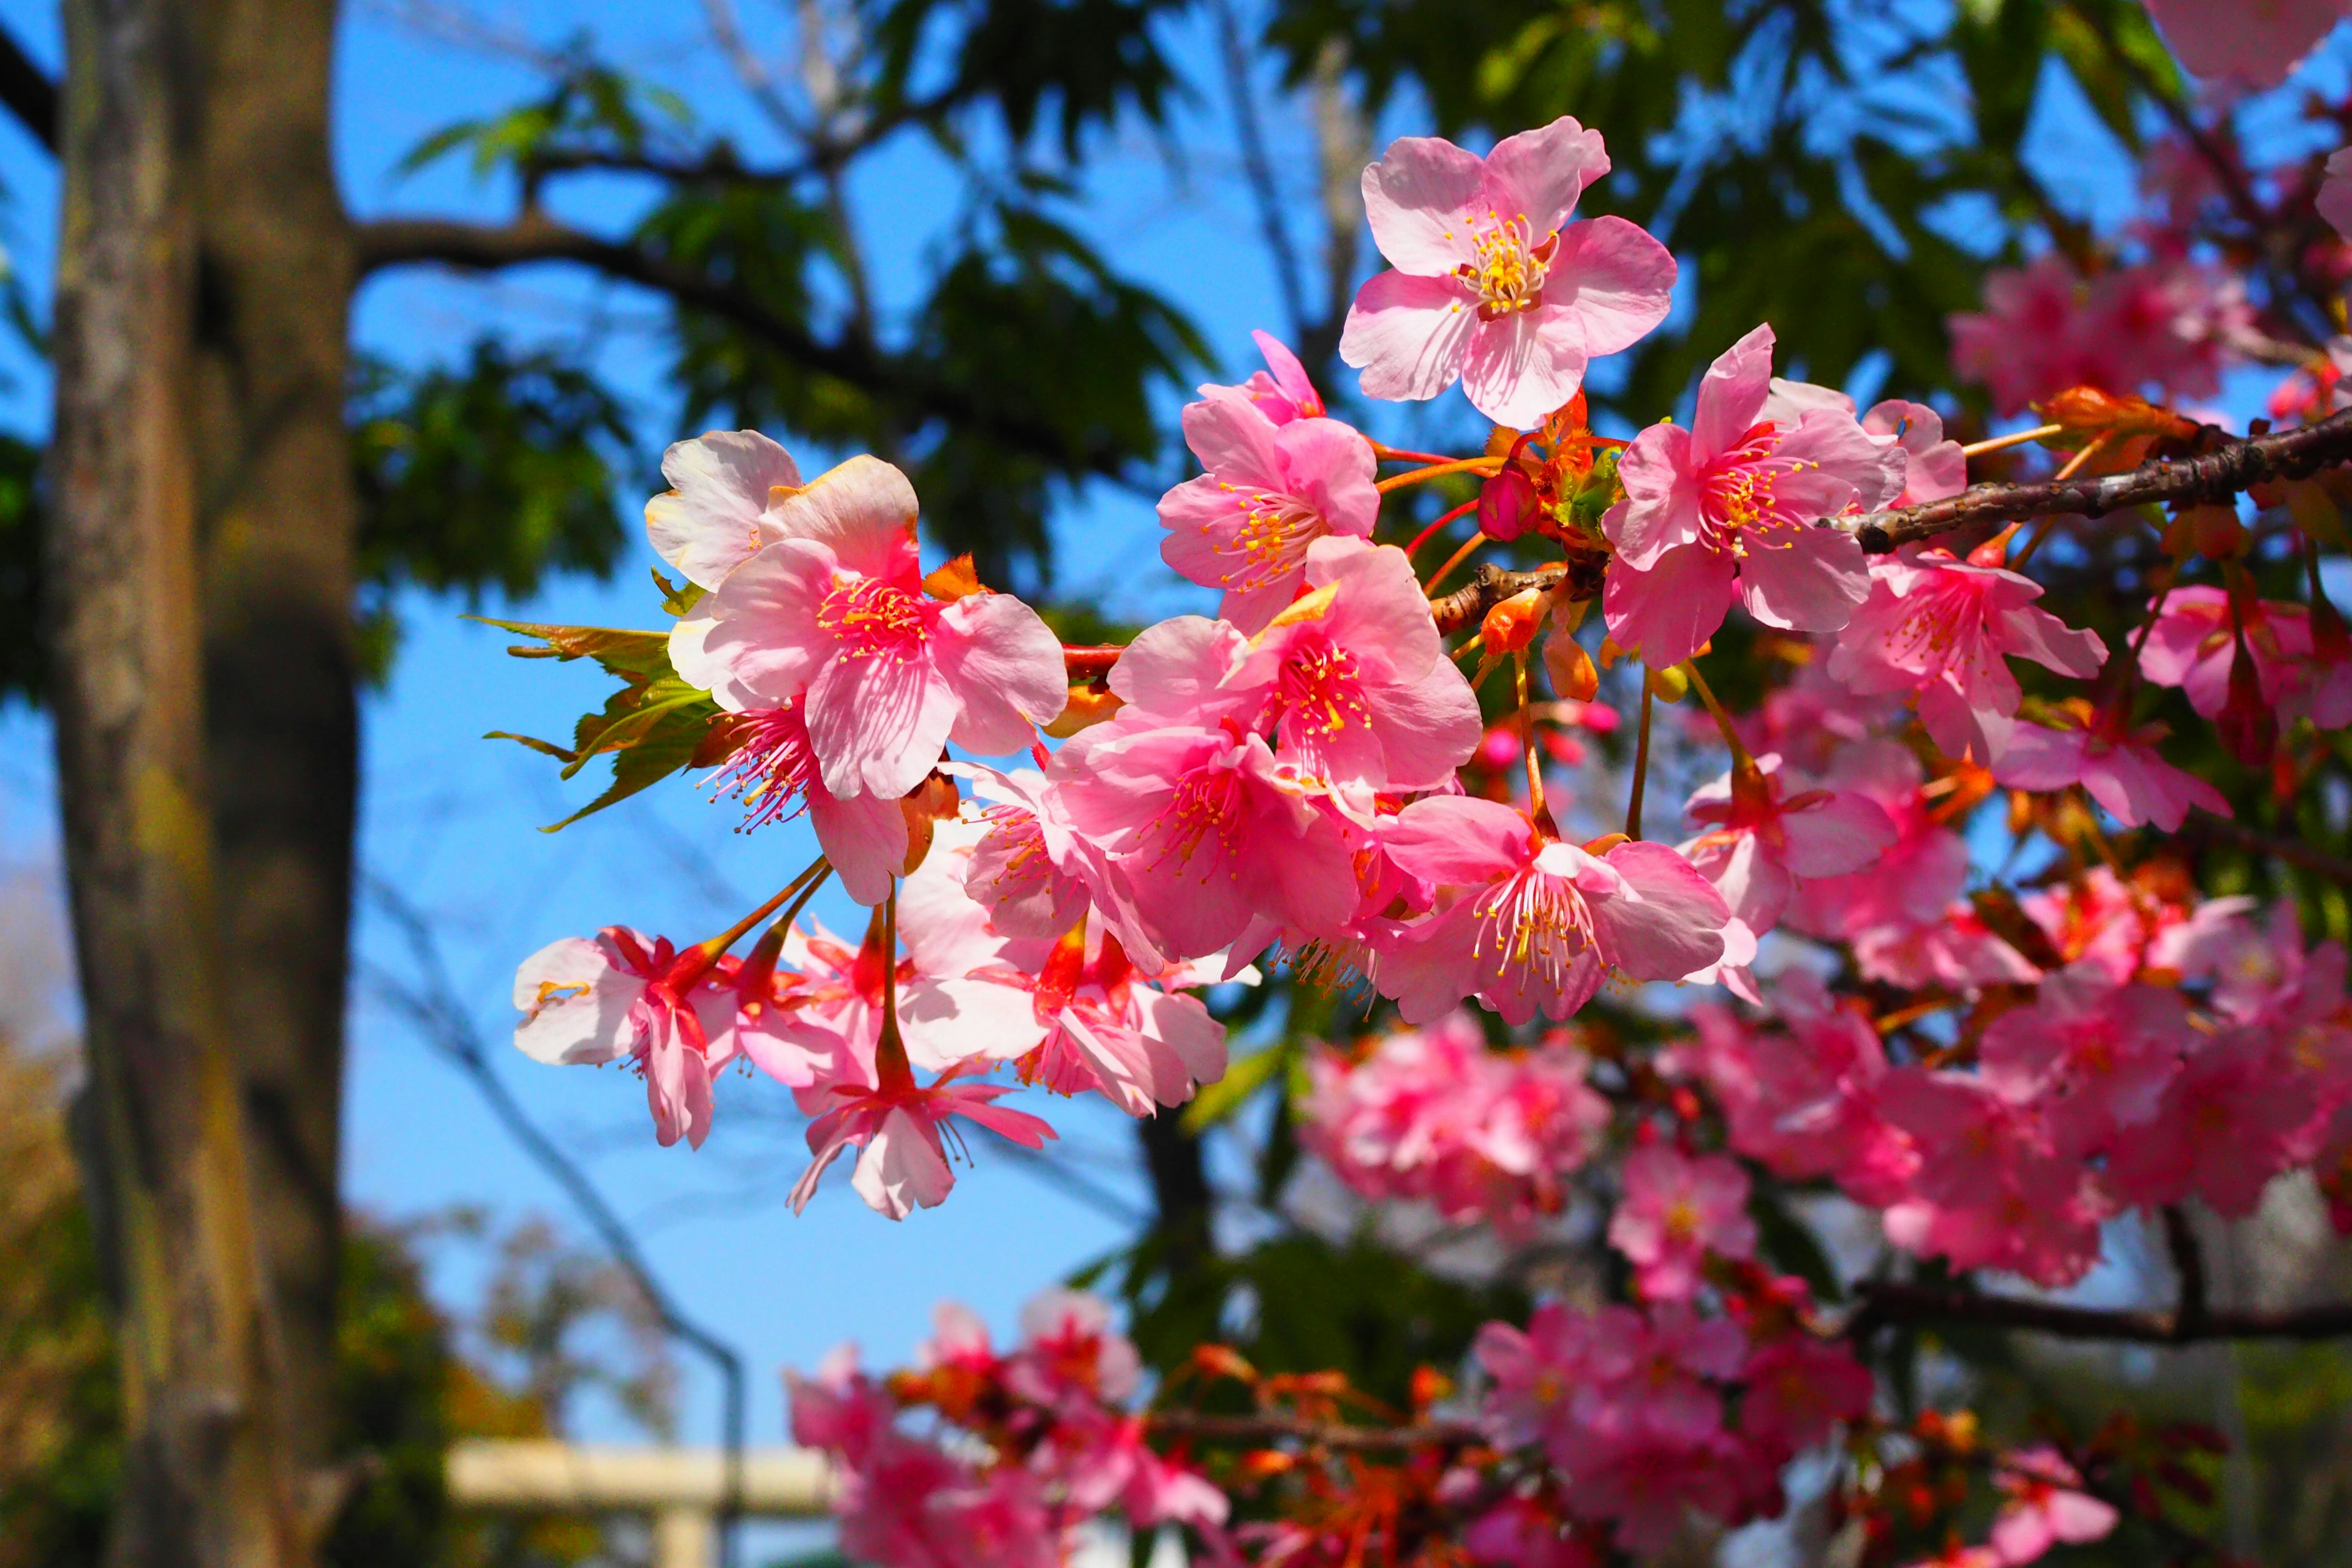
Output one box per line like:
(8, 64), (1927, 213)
(352, 341), (634, 678)
(321, 1226), (459, 1568)
(0, 431), (39, 705)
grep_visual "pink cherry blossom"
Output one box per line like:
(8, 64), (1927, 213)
(791, 1052), (1059, 1219)
(671, 455), (1069, 799)
(1988, 1446), (2119, 1565)
(1678, 752), (1898, 938)
(1607, 1144), (1758, 1300)
(1977, 965), (2189, 1158)
(2141, 0), (2346, 88)
(1875, 1069), (2106, 1284)
(1053, 719), (1357, 961)
(1205, 329), (1328, 424)
(1991, 707), (2229, 831)
(2105, 1027), (2314, 1215)
(1602, 325), (1904, 669)
(1224, 538), (1483, 788)
(2021, 865), (2248, 984)
(1156, 388), (1380, 632)
(786, 1343), (894, 1468)
(1827, 545), (2106, 761)
(1738, 1336), (1874, 1456)
(644, 428), (802, 590)
(1373, 796), (1731, 1025)
(1339, 118), (1676, 428)
(2138, 583), (2314, 720)
(512, 927), (740, 1149)
(1863, 399), (1967, 508)
(1783, 741), (1970, 939)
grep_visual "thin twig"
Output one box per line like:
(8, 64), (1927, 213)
(2189, 814), (2352, 888)
(1847, 1280), (2352, 1344)
(1146, 1411), (1486, 1450)
(361, 876), (750, 1564)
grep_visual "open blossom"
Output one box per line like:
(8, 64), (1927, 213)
(1607, 1145), (1758, 1300)
(704, 701), (918, 905)
(1054, 719), (1357, 962)
(644, 428), (804, 590)
(791, 1051), (1058, 1220)
(1678, 752), (1898, 938)
(1989, 1447), (2119, 1565)
(2138, 583), (2315, 720)
(1877, 1070), (2105, 1286)
(1602, 325), (1904, 669)
(1205, 330), (1327, 424)
(1826, 545), (2106, 762)
(1950, 250), (2250, 414)
(512, 927), (740, 1149)
(1157, 388), (1379, 632)
(672, 454), (1068, 803)
(1371, 797), (1728, 1024)
(1303, 1012), (1609, 1226)
(1861, 399), (1967, 507)
(1339, 117), (1676, 428)
(1977, 965), (2189, 1158)
(1991, 706), (2229, 831)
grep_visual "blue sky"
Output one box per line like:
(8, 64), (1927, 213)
(1, 1), (2344, 1542)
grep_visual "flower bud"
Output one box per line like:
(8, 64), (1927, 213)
(1480, 587), (1547, 654)
(1647, 665), (1688, 703)
(1543, 631), (1599, 701)
(2217, 640), (2276, 767)
(1477, 466), (1540, 541)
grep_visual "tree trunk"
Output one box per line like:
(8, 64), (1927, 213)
(50, 1), (352, 1562)
(190, 0), (356, 1494)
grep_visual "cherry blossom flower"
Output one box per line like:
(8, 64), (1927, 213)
(1053, 719), (1358, 961)
(644, 428), (803, 590)
(2323, 148), (2352, 240)
(1224, 538), (1483, 788)
(1863, 399), (1967, 508)
(1371, 796), (1731, 1025)
(2138, 583), (2314, 721)
(1602, 325), (1904, 669)
(1678, 752), (1899, 940)
(1205, 329), (1327, 424)
(1738, 1336), (1874, 1455)
(1827, 545), (2106, 762)
(1607, 1144), (1758, 1300)
(1876, 1069), (2105, 1285)
(1340, 118), (1676, 428)
(1988, 1447), (2119, 1565)
(1991, 706), (2229, 831)
(1156, 388), (1381, 632)
(2019, 864), (2249, 984)
(790, 1052), (1059, 1219)
(511, 927), (740, 1148)
(2142, 0), (2345, 88)
(1950, 251), (2250, 415)
(1977, 965), (2189, 1158)
(671, 455), (1069, 799)
(2106, 1027), (2316, 1215)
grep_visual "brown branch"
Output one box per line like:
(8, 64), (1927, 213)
(1836, 409), (2352, 553)
(2188, 814), (2352, 888)
(1849, 1280), (2352, 1344)
(1430, 561), (1572, 635)
(352, 210), (1129, 482)
(1146, 1411), (1486, 1450)
(0, 18), (55, 153)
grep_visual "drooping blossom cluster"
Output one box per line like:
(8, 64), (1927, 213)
(484, 74), (2352, 1567)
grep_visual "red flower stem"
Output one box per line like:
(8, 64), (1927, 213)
(671, 855), (830, 988)
(1680, 659), (1752, 768)
(1625, 677), (1654, 842)
(1376, 456), (1504, 494)
(1406, 499), (1480, 556)
(1959, 422), (2065, 459)
(1366, 440), (1461, 466)
(1516, 654), (1546, 824)
(1423, 531), (1489, 596)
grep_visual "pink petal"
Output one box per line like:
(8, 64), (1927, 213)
(851, 1108), (957, 1218)
(763, 454), (922, 582)
(1459, 310), (1589, 429)
(2045, 1490), (2119, 1544)
(1777, 408), (1907, 511)
(1606, 422), (1699, 569)
(1253, 329), (1319, 410)
(1110, 614), (1251, 720)
(1370, 659), (1485, 790)
(937, 591), (1070, 755)
(676, 538), (839, 711)
(1382, 795), (1532, 885)
(1546, 215), (1676, 358)
(1360, 134), (1486, 273)
(1779, 791), (1899, 877)
(897, 976), (1049, 1069)
(804, 642), (959, 799)
(1594, 841), (1732, 979)
(1180, 388), (1289, 490)
(946, 1092), (1060, 1150)
(647, 429), (803, 590)
(806, 785), (909, 906)
(1278, 417), (1382, 537)
(1736, 524), (1871, 633)
(1691, 324), (1777, 463)
(1478, 115), (1609, 236)
(1602, 540), (1738, 669)
(2143, 0), (2343, 86)
(1340, 270), (1479, 404)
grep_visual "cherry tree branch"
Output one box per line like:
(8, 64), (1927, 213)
(2189, 815), (2352, 888)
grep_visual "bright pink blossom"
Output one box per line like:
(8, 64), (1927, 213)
(705, 701), (918, 904)
(1678, 752), (1898, 938)
(1156, 388), (1380, 632)
(511, 927), (740, 1148)
(1738, 1336), (1874, 1455)
(2020, 864), (2248, 984)
(672, 455), (1069, 801)
(791, 1051), (1058, 1219)
(1978, 965), (2189, 1158)
(1205, 329), (1328, 424)
(1863, 399), (1967, 508)
(2107, 1027), (2319, 1215)
(1828, 546), (2106, 761)
(1602, 325), (1904, 669)
(644, 428), (803, 590)
(1950, 251), (2250, 414)
(1607, 1144), (1758, 1300)
(1989, 1447), (2119, 1565)
(1339, 118), (1676, 428)
(1373, 796), (1731, 1025)
(1992, 707), (2229, 831)
(2138, 583), (2315, 720)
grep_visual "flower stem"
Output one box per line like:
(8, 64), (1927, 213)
(1405, 498), (1480, 556)
(1626, 677), (1654, 842)
(1515, 653), (1548, 826)
(1368, 440), (1462, 466)
(1423, 531), (1489, 595)
(875, 878), (913, 1088)
(1376, 456), (1504, 494)
(671, 855), (831, 987)
(1959, 423), (2065, 459)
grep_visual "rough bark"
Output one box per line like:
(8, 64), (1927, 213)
(48, 2), (303, 1564)
(189, 0), (357, 1501)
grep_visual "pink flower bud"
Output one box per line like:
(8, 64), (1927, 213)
(1478, 466), (1540, 541)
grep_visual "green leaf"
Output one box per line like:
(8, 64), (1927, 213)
(1182, 1039), (1291, 1132)
(473, 618), (676, 680)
